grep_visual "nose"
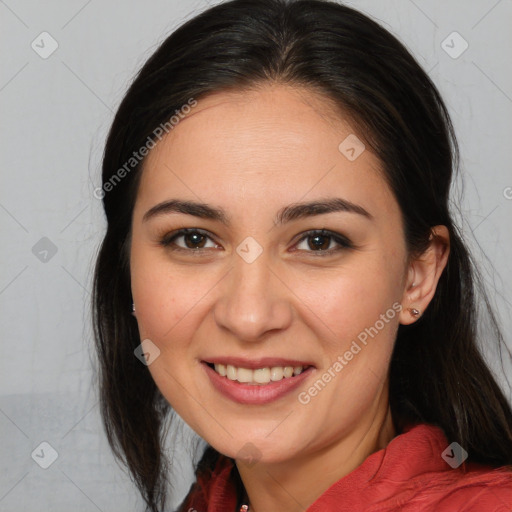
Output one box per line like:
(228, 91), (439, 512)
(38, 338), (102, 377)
(213, 249), (293, 342)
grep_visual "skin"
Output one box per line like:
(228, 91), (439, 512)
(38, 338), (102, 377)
(129, 83), (450, 512)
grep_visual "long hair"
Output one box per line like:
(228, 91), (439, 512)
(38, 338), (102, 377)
(92, 1), (512, 510)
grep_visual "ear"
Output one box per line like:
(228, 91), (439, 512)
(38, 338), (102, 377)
(399, 225), (450, 325)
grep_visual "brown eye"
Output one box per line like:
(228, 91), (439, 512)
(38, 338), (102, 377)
(294, 229), (353, 254)
(182, 231), (207, 249)
(307, 233), (331, 250)
(160, 229), (218, 251)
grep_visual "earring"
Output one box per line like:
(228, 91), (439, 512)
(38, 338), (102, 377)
(131, 303), (136, 316)
(408, 307), (420, 317)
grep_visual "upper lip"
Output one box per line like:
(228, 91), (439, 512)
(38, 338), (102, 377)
(203, 356), (315, 369)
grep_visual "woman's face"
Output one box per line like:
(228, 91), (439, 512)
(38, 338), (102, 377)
(130, 84), (411, 464)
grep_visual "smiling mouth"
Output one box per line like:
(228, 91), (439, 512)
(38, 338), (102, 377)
(205, 362), (312, 385)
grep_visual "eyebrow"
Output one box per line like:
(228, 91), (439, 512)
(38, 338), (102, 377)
(142, 197), (373, 225)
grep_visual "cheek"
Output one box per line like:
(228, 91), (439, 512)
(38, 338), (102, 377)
(130, 239), (216, 341)
(287, 254), (403, 400)
(293, 255), (402, 338)
(130, 255), (212, 427)
(293, 266), (401, 430)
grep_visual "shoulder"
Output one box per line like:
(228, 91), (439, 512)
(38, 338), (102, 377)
(376, 424), (512, 511)
(417, 465), (512, 512)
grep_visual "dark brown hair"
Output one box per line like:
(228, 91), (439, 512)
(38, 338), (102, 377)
(92, 1), (512, 510)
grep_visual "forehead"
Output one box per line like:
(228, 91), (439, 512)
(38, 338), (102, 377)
(161, 84), (360, 157)
(136, 84), (395, 218)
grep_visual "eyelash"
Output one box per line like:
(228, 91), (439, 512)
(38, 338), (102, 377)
(159, 228), (354, 256)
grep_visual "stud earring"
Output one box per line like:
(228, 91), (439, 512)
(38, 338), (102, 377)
(407, 307), (420, 317)
(131, 303), (136, 316)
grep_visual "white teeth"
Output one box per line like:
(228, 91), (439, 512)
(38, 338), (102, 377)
(226, 364), (237, 380)
(254, 368), (270, 383)
(213, 363), (306, 384)
(270, 367), (284, 381)
(237, 367), (253, 383)
(283, 366), (294, 378)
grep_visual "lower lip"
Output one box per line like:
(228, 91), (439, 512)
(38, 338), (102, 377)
(202, 362), (315, 405)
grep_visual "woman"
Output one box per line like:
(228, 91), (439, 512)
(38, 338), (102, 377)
(92, 0), (512, 511)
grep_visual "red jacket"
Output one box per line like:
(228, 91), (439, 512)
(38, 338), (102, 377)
(181, 424), (512, 511)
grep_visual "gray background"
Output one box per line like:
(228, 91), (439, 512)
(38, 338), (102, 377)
(1, 0), (511, 510)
